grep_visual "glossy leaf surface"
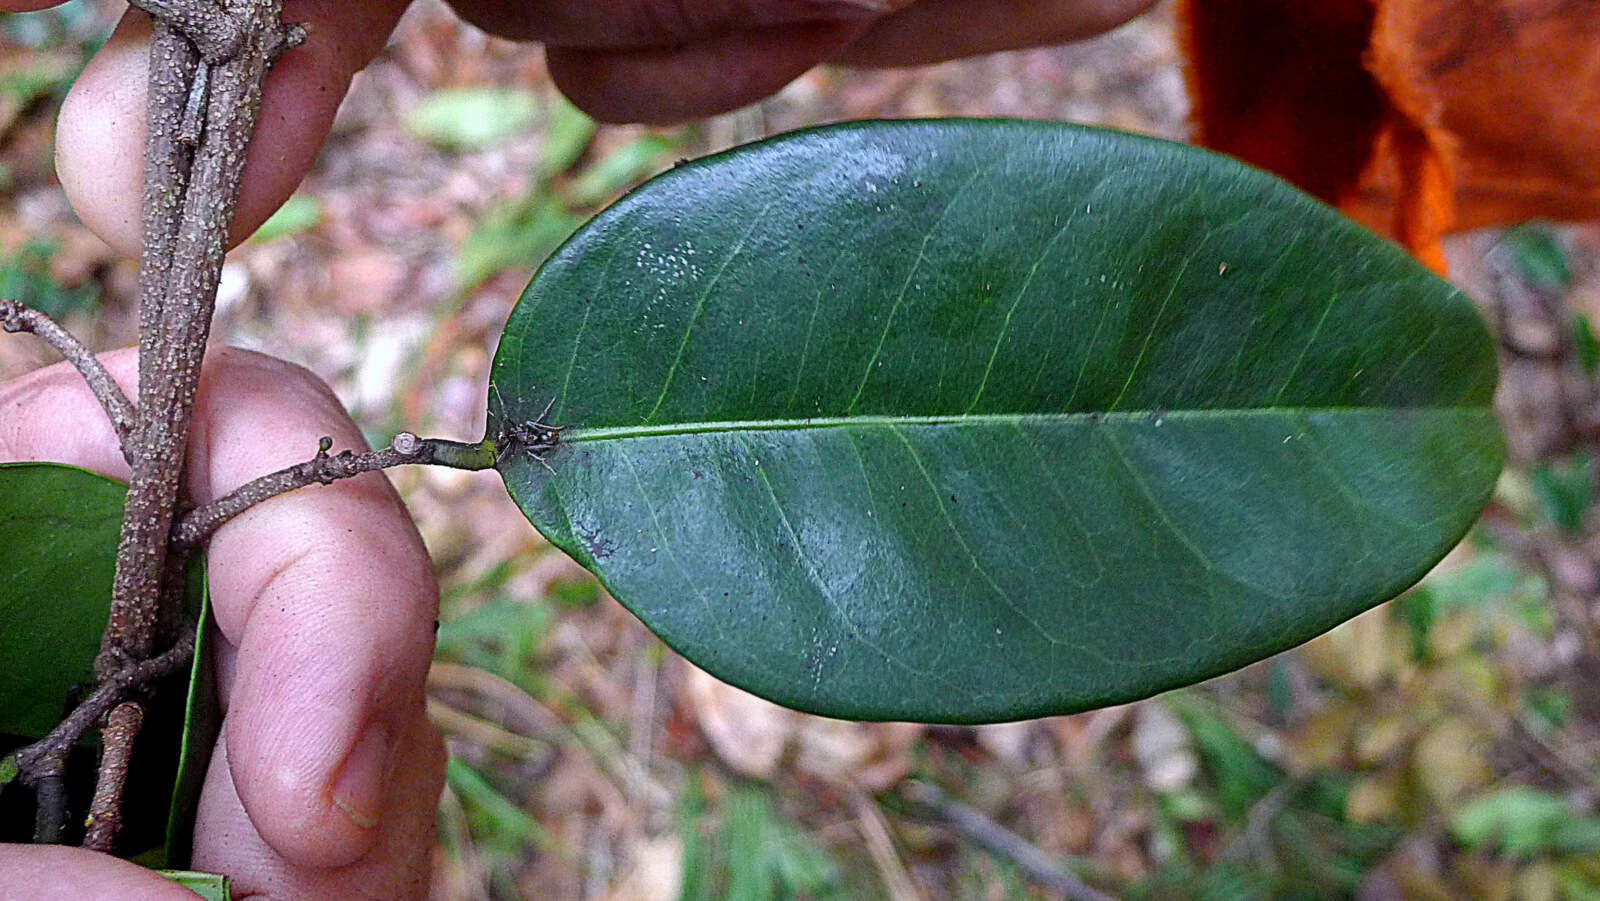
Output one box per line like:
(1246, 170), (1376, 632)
(492, 119), (1503, 722)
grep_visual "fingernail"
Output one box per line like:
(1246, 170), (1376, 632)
(331, 721), (390, 830)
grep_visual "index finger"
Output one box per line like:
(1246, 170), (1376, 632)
(833, 0), (1161, 66)
(53, 0), (410, 258)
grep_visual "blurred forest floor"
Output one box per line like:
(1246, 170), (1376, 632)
(4, 2), (1600, 899)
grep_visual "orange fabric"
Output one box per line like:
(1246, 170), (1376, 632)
(1177, 0), (1600, 272)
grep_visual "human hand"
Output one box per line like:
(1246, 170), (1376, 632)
(0, 0), (1156, 257)
(0, 348), (445, 899)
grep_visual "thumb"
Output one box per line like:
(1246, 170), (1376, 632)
(0, 845), (207, 899)
(54, 0), (410, 258)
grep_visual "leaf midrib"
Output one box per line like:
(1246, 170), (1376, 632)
(564, 405), (1488, 442)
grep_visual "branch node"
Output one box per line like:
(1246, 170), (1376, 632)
(126, 0), (245, 63)
(492, 397), (564, 460)
(0, 298), (137, 457)
(267, 21), (308, 61)
(14, 634), (195, 801)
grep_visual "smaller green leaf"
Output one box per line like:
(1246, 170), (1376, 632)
(456, 200), (581, 291)
(564, 134), (676, 207)
(1500, 223), (1572, 289)
(407, 86), (539, 151)
(163, 562), (217, 868)
(436, 595), (550, 678)
(1422, 549), (1528, 610)
(678, 782), (845, 901)
(676, 776), (710, 901)
(158, 871), (230, 901)
(1391, 587), (1437, 661)
(0, 237), (100, 319)
(1453, 787), (1600, 857)
(1572, 313), (1600, 374)
(0, 753), (17, 788)
(721, 787), (843, 900)
(252, 194), (321, 242)
(0, 463), (217, 863)
(0, 463), (126, 737)
(1531, 451), (1593, 535)
(1557, 868), (1600, 901)
(445, 756), (556, 853)
(540, 95), (596, 176)
(1167, 695), (1282, 821)
(2, 3), (102, 49)
(1266, 658), (1296, 720)
(1552, 818), (1600, 855)
(1523, 686), (1571, 730)
(0, 53), (76, 104)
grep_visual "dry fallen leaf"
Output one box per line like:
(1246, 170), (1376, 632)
(683, 666), (800, 779)
(682, 667), (923, 789)
(602, 835), (683, 901)
(1131, 702), (1199, 793)
(1179, 0), (1600, 271)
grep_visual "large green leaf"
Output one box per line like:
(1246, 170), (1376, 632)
(0, 462), (214, 860)
(490, 119), (1504, 723)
